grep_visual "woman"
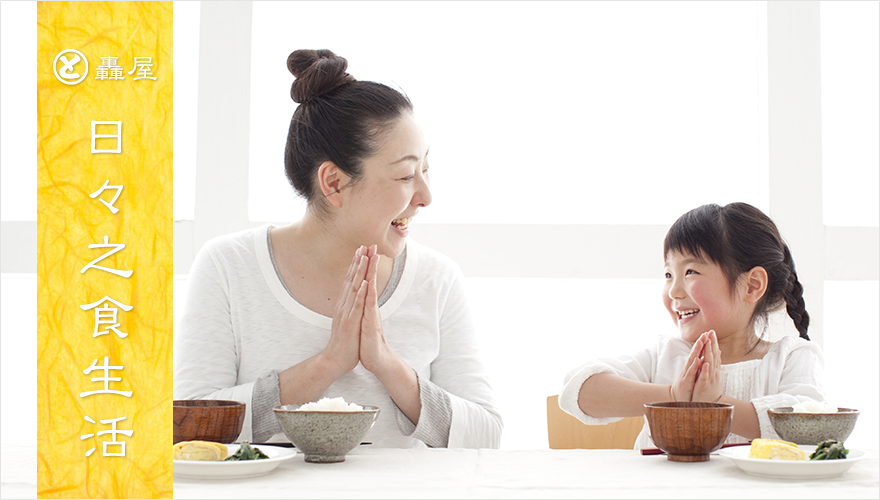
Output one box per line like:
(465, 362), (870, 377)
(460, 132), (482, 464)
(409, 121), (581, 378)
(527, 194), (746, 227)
(174, 49), (502, 448)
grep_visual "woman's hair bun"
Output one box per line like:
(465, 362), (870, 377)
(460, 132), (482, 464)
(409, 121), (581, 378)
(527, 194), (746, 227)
(287, 49), (356, 103)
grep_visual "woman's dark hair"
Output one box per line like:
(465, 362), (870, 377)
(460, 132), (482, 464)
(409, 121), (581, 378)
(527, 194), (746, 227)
(283, 49), (413, 205)
(663, 202), (810, 341)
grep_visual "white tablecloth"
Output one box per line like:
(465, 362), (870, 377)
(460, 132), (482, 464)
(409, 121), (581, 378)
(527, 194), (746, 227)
(3, 444), (878, 499)
(172, 446), (879, 499)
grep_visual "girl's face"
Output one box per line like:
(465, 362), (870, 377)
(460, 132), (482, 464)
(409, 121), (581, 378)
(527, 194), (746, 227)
(340, 113), (431, 258)
(662, 251), (751, 343)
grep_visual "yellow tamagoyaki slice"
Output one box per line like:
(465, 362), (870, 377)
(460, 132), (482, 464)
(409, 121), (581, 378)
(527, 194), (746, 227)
(748, 438), (806, 460)
(173, 440), (229, 461)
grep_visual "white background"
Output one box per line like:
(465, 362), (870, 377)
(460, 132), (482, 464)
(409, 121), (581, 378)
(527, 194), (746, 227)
(2, 0), (878, 465)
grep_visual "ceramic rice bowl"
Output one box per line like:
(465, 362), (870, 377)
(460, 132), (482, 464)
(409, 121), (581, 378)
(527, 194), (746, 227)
(273, 404), (380, 463)
(644, 402), (734, 462)
(768, 407), (859, 445)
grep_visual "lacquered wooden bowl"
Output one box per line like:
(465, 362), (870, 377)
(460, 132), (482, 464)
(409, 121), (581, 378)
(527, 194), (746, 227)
(644, 402), (734, 462)
(173, 400), (245, 444)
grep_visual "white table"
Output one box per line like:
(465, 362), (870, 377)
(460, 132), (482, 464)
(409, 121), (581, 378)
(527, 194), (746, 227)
(175, 446), (879, 499)
(3, 444), (878, 499)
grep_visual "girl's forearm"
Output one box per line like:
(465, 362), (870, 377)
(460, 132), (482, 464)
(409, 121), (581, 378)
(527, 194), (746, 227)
(578, 373), (761, 439)
(579, 374), (763, 439)
(577, 373), (672, 418)
(718, 395), (761, 439)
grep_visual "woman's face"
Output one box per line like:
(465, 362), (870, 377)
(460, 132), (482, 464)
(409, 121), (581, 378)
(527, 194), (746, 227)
(340, 113), (431, 258)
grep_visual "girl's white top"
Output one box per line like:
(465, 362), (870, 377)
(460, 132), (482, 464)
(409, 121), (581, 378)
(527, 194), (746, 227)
(559, 335), (825, 449)
(174, 225), (502, 448)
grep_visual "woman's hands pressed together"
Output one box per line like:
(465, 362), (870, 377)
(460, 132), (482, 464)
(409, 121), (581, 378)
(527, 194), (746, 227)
(323, 245), (371, 375)
(323, 244), (401, 378)
(358, 246), (398, 378)
(321, 244), (422, 424)
(670, 330), (722, 403)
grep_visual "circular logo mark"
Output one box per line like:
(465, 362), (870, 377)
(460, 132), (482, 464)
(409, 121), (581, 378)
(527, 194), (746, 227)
(53, 49), (88, 85)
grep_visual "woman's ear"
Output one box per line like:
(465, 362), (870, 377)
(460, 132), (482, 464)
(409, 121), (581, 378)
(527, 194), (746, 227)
(317, 161), (349, 208)
(742, 266), (769, 304)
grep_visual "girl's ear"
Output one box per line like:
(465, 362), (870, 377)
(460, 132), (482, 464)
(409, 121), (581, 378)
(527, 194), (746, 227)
(742, 266), (769, 303)
(317, 161), (350, 208)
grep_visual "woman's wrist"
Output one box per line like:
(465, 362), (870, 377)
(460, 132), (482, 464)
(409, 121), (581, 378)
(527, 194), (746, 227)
(277, 351), (350, 405)
(314, 350), (355, 381)
(371, 352), (411, 388)
(375, 356), (421, 424)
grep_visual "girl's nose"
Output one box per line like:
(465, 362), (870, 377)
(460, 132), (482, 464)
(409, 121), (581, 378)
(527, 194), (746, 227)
(668, 278), (686, 300)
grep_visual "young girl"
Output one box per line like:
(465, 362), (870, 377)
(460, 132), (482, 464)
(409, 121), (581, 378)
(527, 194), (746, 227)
(559, 202), (825, 448)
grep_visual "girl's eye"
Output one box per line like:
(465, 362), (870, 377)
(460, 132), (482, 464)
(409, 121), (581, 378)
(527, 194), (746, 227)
(686, 269), (698, 275)
(664, 272), (672, 279)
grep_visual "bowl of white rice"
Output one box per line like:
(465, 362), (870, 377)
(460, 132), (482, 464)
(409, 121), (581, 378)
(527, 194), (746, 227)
(768, 404), (859, 445)
(274, 398), (379, 463)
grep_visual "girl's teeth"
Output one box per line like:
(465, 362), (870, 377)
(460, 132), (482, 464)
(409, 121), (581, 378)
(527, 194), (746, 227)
(678, 309), (700, 319)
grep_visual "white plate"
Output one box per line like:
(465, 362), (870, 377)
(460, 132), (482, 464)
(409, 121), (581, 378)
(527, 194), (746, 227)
(719, 444), (869, 479)
(174, 444), (296, 480)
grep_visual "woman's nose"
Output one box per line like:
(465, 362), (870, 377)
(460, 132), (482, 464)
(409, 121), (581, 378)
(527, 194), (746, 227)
(413, 174), (432, 207)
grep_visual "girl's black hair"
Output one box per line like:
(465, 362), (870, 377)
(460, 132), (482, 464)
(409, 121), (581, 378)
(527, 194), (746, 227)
(663, 203), (810, 341)
(283, 49), (413, 206)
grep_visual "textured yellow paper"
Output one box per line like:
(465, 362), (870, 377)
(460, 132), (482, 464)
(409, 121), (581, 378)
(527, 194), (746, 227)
(37, 2), (172, 498)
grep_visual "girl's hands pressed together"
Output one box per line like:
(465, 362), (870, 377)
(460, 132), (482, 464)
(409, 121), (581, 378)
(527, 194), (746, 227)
(691, 330), (723, 403)
(670, 331), (722, 402)
(670, 332), (708, 402)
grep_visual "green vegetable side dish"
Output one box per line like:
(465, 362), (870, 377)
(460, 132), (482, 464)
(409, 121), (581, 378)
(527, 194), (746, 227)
(809, 440), (849, 460)
(224, 441), (270, 461)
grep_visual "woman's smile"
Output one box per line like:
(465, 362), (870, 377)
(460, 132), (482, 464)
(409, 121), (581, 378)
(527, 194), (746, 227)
(391, 216), (413, 234)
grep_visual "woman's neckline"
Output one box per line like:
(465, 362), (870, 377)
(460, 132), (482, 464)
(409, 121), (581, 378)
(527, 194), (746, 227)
(266, 225), (406, 310)
(253, 224), (417, 329)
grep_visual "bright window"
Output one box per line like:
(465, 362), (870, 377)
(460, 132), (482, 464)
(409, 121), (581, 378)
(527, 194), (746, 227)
(820, 1), (880, 227)
(0, 2), (36, 221)
(248, 1), (767, 225)
(0, 274), (37, 446)
(172, 1), (201, 221)
(823, 281), (879, 448)
(467, 277), (677, 449)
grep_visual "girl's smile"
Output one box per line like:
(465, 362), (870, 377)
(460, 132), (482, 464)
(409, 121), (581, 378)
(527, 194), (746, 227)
(675, 308), (701, 324)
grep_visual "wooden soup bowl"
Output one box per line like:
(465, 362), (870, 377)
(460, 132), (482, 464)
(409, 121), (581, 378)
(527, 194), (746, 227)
(173, 400), (245, 444)
(644, 402), (734, 462)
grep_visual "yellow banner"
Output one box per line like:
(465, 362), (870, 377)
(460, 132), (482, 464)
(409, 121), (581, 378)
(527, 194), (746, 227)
(37, 2), (172, 498)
